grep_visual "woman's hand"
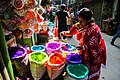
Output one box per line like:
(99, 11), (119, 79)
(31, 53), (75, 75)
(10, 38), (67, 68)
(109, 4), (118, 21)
(76, 46), (85, 50)
(60, 31), (66, 39)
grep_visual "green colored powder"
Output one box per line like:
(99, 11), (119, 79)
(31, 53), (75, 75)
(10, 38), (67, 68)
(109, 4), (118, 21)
(68, 64), (87, 77)
(31, 52), (46, 62)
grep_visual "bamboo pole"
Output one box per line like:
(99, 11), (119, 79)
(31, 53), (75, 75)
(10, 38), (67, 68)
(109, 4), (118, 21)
(0, 23), (15, 80)
(0, 53), (10, 80)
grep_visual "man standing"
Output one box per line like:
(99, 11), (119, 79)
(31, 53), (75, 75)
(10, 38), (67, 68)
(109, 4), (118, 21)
(111, 14), (120, 45)
(55, 4), (69, 39)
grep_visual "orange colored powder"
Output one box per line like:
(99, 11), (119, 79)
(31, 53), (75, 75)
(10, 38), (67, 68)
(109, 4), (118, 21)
(49, 53), (65, 64)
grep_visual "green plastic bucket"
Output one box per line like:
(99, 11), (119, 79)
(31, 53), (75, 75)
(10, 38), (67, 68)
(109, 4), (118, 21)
(66, 64), (89, 80)
(29, 51), (48, 80)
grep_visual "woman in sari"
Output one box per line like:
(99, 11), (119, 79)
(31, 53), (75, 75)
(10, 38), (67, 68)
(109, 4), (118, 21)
(61, 8), (106, 80)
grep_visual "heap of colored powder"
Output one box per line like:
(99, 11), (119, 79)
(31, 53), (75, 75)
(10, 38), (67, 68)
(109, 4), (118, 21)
(67, 64), (87, 77)
(47, 42), (60, 49)
(49, 53), (65, 64)
(8, 46), (25, 59)
(31, 52), (46, 62)
(32, 46), (44, 51)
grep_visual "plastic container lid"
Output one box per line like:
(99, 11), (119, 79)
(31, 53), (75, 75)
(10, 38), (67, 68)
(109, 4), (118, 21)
(66, 64), (89, 79)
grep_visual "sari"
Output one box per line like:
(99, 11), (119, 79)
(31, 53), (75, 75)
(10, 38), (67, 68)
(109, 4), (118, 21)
(70, 22), (106, 80)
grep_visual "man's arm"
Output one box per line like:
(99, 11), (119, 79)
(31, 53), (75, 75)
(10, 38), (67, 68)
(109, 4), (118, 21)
(55, 15), (58, 27)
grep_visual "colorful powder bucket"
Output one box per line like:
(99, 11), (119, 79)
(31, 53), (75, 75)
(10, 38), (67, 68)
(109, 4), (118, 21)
(31, 45), (45, 52)
(8, 46), (26, 59)
(48, 53), (65, 68)
(66, 64), (89, 79)
(66, 53), (82, 64)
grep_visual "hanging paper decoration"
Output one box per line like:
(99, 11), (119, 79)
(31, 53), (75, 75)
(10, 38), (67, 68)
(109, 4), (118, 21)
(23, 28), (33, 38)
(36, 13), (44, 23)
(12, 0), (24, 10)
(25, 11), (35, 20)
(18, 23), (28, 30)
(14, 9), (26, 17)
(26, 0), (35, 8)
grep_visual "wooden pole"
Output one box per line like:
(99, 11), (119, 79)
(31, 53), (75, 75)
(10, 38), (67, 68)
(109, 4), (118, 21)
(0, 23), (15, 80)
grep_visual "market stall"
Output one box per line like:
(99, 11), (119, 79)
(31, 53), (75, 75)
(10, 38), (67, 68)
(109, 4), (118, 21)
(0, 0), (89, 80)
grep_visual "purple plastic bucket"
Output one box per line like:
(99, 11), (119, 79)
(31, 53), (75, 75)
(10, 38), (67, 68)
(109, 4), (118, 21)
(66, 53), (82, 64)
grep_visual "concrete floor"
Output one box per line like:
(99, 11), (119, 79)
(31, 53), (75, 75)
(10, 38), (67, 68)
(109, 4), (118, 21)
(66, 33), (120, 80)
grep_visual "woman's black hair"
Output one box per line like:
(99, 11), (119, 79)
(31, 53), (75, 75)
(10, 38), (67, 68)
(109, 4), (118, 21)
(79, 8), (93, 20)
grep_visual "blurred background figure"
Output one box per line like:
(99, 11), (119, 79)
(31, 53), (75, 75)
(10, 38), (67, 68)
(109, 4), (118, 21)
(55, 4), (69, 39)
(111, 13), (120, 45)
(48, 11), (55, 23)
(67, 8), (75, 38)
(67, 8), (75, 30)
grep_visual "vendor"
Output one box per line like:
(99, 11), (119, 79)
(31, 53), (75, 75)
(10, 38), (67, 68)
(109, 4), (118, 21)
(60, 8), (106, 80)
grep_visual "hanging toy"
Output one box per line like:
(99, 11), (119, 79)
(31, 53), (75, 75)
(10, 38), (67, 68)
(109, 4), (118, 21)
(25, 10), (35, 20)
(12, 0), (24, 10)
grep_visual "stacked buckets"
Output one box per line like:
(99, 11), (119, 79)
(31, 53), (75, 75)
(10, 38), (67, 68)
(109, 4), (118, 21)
(65, 53), (89, 80)
(29, 51), (48, 80)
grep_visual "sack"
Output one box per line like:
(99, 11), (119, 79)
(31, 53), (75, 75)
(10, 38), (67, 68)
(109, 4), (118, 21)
(29, 51), (48, 79)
